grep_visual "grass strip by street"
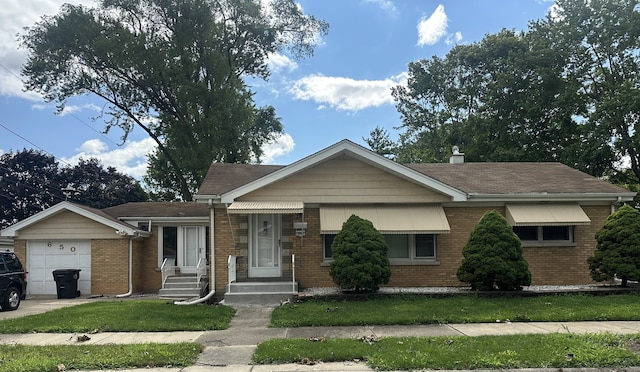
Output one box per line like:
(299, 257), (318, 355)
(0, 342), (202, 372)
(253, 333), (640, 370)
(0, 300), (235, 333)
(271, 293), (640, 327)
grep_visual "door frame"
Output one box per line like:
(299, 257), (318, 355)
(159, 226), (206, 274)
(248, 214), (281, 278)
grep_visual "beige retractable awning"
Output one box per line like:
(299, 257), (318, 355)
(227, 201), (304, 214)
(320, 205), (450, 234)
(505, 204), (591, 226)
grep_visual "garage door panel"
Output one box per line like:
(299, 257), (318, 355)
(28, 240), (91, 296)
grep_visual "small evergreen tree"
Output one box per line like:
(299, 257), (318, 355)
(457, 210), (531, 291)
(329, 214), (391, 292)
(588, 205), (640, 287)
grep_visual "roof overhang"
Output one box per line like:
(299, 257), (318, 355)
(227, 201), (304, 214)
(217, 140), (467, 203)
(506, 204), (591, 226)
(467, 193), (636, 203)
(0, 201), (150, 238)
(320, 205), (451, 234)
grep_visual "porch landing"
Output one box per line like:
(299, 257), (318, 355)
(224, 281), (298, 306)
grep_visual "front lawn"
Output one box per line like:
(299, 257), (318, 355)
(0, 300), (235, 333)
(254, 333), (640, 370)
(0, 343), (202, 372)
(271, 293), (640, 327)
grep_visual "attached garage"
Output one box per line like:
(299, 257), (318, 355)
(0, 202), (151, 296)
(27, 240), (91, 296)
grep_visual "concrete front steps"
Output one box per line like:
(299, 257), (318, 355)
(159, 274), (204, 300)
(224, 281), (298, 305)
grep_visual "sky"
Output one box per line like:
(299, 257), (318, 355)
(0, 0), (555, 182)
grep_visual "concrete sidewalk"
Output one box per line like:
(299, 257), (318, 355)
(4, 298), (640, 371)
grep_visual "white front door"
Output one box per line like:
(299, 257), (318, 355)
(249, 214), (281, 278)
(179, 226), (205, 274)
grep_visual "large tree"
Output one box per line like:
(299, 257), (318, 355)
(0, 150), (146, 229)
(20, 0), (328, 200)
(392, 29), (584, 167)
(391, 0), (640, 182)
(530, 0), (640, 181)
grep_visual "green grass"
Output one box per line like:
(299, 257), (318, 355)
(271, 293), (640, 327)
(253, 333), (640, 370)
(0, 342), (202, 372)
(0, 300), (235, 333)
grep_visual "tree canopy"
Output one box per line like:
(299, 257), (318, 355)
(388, 0), (640, 183)
(20, 0), (328, 201)
(0, 150), (146, 230)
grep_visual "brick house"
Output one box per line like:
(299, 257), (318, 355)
(1, 139), (635, 304)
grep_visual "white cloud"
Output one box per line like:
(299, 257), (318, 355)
(59, 103), (102, 116)
(260, 133), (295, 164)
(267, 53), (298, 74)
(289, 73), (407, 111)
(417, 4), (449, 46)
(62, 137), (157, 178)
(445, 31), (463, 45)
(0, 0), (90, 99)
(364, 0), (397, 15)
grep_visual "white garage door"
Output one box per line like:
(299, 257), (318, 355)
(27, 241), (91, 296)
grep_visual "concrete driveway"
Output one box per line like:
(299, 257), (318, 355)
(0, 295), (92, 320)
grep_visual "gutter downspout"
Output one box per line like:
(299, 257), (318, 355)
(116, 233), (141, 298)
(175, 200), (216, 305)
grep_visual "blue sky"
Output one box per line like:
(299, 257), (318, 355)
(0, 0), (555, 180)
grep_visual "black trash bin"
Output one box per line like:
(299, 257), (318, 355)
(52, 269), (81, 299)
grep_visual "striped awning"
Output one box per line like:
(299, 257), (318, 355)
(320, 205), (450, 234)
(226, 201), (304, 214)
(505, 204), (591, 226)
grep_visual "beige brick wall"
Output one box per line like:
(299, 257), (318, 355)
(212, 205), (612, 290)
(91, 239), (130, 295)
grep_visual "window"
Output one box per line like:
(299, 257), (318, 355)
(512, 226), (573, 245)
(323, 234), (436, 262)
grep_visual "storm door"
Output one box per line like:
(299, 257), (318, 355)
(249, 214), (281, 277)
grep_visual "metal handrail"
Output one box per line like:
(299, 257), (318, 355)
(228, 255), (237, 293)
(161, 258), (175, 287)
(292, 254), (296, 293)
(196, 257), (206, 285)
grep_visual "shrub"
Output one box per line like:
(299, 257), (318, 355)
(329, 214), (391, 292)
(588, 205), (640, 287)
(457, 210), (531, 291)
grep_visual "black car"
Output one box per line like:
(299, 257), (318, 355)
(0, 251), (27, 311)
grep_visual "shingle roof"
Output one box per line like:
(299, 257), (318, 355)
(102, 202), (210, 218)
(406, 162), (629, 195)
(196, 163), (284, 196)
(195, 161), (630, 198)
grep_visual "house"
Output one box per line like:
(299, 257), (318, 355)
(0, 140), (635, 304)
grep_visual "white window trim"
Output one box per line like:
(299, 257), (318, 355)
(157, 225), (207, 268)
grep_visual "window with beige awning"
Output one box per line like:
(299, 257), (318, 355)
(505, 204), (591, 226)
(226, 201), (304, 214)
(319, 205), (451, 234)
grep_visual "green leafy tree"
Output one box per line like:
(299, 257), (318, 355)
(363, 126), (396, 159)
(457, 210), (531, 291)
(0, 150), (63, 229)
(329, 215), (391, 292)
(60, 158), (147, 209)
(20, 0), (328, 201)
(588, 205), (640, 287)
(530, 0), (640, 181)
(0, 150), (146, 229)
(392, 29), (581, 166)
